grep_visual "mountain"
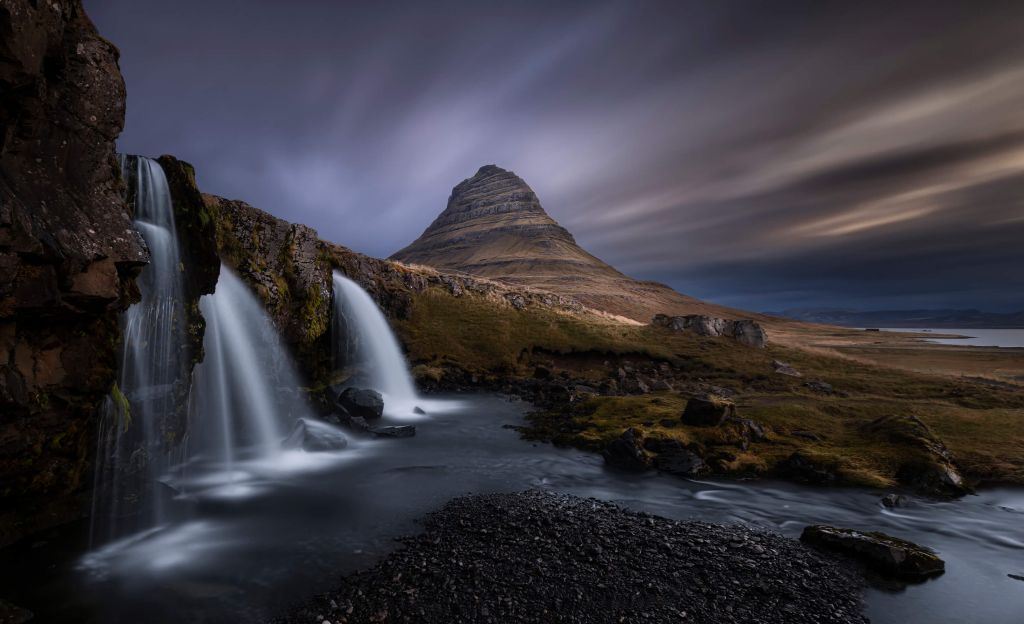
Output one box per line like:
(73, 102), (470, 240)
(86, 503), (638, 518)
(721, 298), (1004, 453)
(770, 308), (1024, 328)
(391, 165), (753, 323)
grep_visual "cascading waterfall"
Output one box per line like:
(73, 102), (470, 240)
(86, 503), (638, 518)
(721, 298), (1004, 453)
(188, 265), (312, 468)
(331, 272), (420, 416)
(90, 156), (188, 545)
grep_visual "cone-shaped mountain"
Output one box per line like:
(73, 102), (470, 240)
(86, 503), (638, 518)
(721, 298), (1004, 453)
(392, 165), (751, 323)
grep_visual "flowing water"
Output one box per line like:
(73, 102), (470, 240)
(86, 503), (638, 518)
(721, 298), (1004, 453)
(332, 272), (421, 417)
(189, 265), (314, 468)
(6, 395), (1022, 623)
(90, 156), (189, 545)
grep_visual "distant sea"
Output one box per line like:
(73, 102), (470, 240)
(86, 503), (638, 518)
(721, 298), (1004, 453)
(878, 328), (1024, 348)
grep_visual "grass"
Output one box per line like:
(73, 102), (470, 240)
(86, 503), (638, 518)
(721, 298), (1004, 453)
(393, 285), (1024, 491)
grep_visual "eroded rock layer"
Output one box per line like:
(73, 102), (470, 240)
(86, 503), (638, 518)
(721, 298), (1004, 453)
(0, 0), (146, 545)
(391, 165), (761, 324)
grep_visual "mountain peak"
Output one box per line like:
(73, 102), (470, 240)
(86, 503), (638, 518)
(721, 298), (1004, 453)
(390, 165), (724, 323)
(391, 164), (611, 278)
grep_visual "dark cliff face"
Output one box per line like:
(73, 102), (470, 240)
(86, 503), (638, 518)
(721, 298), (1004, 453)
(0, 1), (145, 545)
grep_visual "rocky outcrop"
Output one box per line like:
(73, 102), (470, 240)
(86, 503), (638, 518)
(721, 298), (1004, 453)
(0, 0), (146, 545)
(652, 313), (767, 348)
(208, 194), (333, 383)
(860, 415), (969, 497)
(801, 525), (945, 581)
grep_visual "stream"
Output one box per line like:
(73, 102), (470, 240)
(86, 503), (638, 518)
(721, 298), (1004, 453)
(2, 394), (1022, 623)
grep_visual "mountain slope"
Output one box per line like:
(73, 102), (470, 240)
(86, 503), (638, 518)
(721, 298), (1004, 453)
(391, 165), (754, 323)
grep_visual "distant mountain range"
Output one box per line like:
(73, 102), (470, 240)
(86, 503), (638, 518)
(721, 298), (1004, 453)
(768, 308), (1024, 329)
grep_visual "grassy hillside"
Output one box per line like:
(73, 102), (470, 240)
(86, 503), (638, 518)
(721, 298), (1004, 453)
(395, 284), (1024, 493)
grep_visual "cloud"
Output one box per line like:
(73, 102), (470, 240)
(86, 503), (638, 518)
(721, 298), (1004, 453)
(87, 0), (1024, 311)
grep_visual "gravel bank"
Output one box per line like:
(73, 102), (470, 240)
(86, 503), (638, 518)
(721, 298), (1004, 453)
(279, 490), (867, 624)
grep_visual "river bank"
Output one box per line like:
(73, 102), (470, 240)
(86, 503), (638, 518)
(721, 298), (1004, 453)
(3, 394), (1022, 623)
(278, 490), (867, 624)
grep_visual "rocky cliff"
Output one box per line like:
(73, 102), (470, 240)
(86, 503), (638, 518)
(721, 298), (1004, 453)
(0, 0), (147, 544)
(391, 165), (757, 324)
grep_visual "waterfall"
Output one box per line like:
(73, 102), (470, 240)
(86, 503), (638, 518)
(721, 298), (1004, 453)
(331, 272), (419, 416)
(189, 265), (312, 466)
(91, 156), (189, 545)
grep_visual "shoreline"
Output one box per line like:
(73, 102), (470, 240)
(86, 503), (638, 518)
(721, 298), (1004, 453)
(276, 490), (868, 624)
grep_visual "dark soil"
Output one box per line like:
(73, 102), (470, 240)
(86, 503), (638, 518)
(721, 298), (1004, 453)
(278, 490), (867, 624)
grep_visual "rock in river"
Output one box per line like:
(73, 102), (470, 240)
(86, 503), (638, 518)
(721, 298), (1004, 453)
(282, 419), (349, 452)
(337, 387), (385, 420)
(801, 525), (945, 580)
(602, 428), (649, 470)
(371, 425), (416, 438)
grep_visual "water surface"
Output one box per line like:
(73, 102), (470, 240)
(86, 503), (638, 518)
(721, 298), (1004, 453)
(3, 395), (1022, 623)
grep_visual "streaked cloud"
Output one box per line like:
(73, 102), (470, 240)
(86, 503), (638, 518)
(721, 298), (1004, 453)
(88, 0), (1024, 311)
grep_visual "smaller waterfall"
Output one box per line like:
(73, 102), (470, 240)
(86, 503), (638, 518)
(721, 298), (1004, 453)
(91, 156), (189, 546)
(332, 273), (419, 416)
(190, 265), (313, 466)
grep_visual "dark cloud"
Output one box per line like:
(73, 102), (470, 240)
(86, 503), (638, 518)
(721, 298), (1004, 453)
(87, 0), (1024, 312)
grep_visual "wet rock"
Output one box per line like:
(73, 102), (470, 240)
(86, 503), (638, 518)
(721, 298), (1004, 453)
(881, 494), (908, 508)
(1009, 574), (1024, 582)
(282, 419), (349, 452)
(412, 406), (426, 415)
(602, 428), (650, 471)
(801, 525), (945, 580)
(337, 387), (385, 420)
(681, 395), (736, 426)
(371, 425), (416, 438)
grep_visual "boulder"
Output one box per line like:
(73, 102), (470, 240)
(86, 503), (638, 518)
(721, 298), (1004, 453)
(731, 320), (767, 348)
(282, 419), (349, 452)
(413, 406), (426, 415)
(371, 425), (416, 438)
(681, 395), (736, 426)
(602, 428), (650, 471)
(338, 387), (385, 420)
(800, 525), (945, 580)
(881, 494), (908, 508)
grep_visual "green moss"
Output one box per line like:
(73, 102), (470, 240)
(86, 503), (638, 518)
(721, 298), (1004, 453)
(111, 382), (132, 432)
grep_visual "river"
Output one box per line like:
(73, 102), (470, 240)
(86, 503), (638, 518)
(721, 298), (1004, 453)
(2, 395), (1022, 623)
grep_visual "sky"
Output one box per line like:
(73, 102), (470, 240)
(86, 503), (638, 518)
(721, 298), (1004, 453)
(88, 0), (1024, 312)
